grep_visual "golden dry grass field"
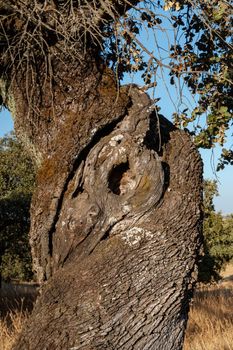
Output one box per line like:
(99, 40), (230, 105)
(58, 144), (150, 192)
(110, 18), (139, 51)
(0, 265), (233, 350)
(0, 282), (38, 350)
(184, 264), (233, 350)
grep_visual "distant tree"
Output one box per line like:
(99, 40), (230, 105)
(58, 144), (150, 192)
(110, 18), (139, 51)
(199, 180), (233, 283)
(0, 132), (35, 283)
(222, 215), (233, 265)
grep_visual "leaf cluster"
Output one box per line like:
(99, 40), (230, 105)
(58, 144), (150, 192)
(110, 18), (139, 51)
(105, 0), (233, 168)
(166, 0), (233, 168)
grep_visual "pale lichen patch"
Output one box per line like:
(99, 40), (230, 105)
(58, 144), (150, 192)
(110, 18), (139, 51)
(121, 227), (153, 246)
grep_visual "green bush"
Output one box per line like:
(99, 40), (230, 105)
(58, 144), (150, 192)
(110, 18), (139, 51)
(198, 180), (233, 283)
(0, 132), (35, 282)
(1, 250), (33, 281)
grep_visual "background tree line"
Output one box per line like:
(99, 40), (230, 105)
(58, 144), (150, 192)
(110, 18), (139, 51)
(199, 180), (233, 282)
(0, 132), (35, 284)
(0, 132), (232, 284)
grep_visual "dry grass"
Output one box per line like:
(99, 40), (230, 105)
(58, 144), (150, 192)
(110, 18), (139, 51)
(221, 264), (233, 281)
(184, 265), (233, 350)
(0, 282), (38, 350)
(0, 309), (28, 350)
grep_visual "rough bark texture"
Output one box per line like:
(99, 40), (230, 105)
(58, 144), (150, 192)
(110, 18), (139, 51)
(5, 56), (203, 350)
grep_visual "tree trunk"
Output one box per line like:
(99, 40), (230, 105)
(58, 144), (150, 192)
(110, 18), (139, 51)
(4, 55), (203, 349)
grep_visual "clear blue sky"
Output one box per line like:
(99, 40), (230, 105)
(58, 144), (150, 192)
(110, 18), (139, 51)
(0, 106), (232, 214)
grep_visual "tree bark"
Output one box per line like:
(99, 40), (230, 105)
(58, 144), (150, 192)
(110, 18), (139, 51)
(3, 54), (202, 349)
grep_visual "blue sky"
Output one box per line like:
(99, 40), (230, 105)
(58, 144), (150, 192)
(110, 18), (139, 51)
(0, 107), (232, 215)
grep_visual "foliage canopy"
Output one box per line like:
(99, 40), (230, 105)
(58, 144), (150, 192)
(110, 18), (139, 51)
(0, 0), (232, 168)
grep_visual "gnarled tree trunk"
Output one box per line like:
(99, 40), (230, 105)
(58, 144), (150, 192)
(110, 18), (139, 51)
(0, 2), (202, 346)
(3, 55), (203, 349)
